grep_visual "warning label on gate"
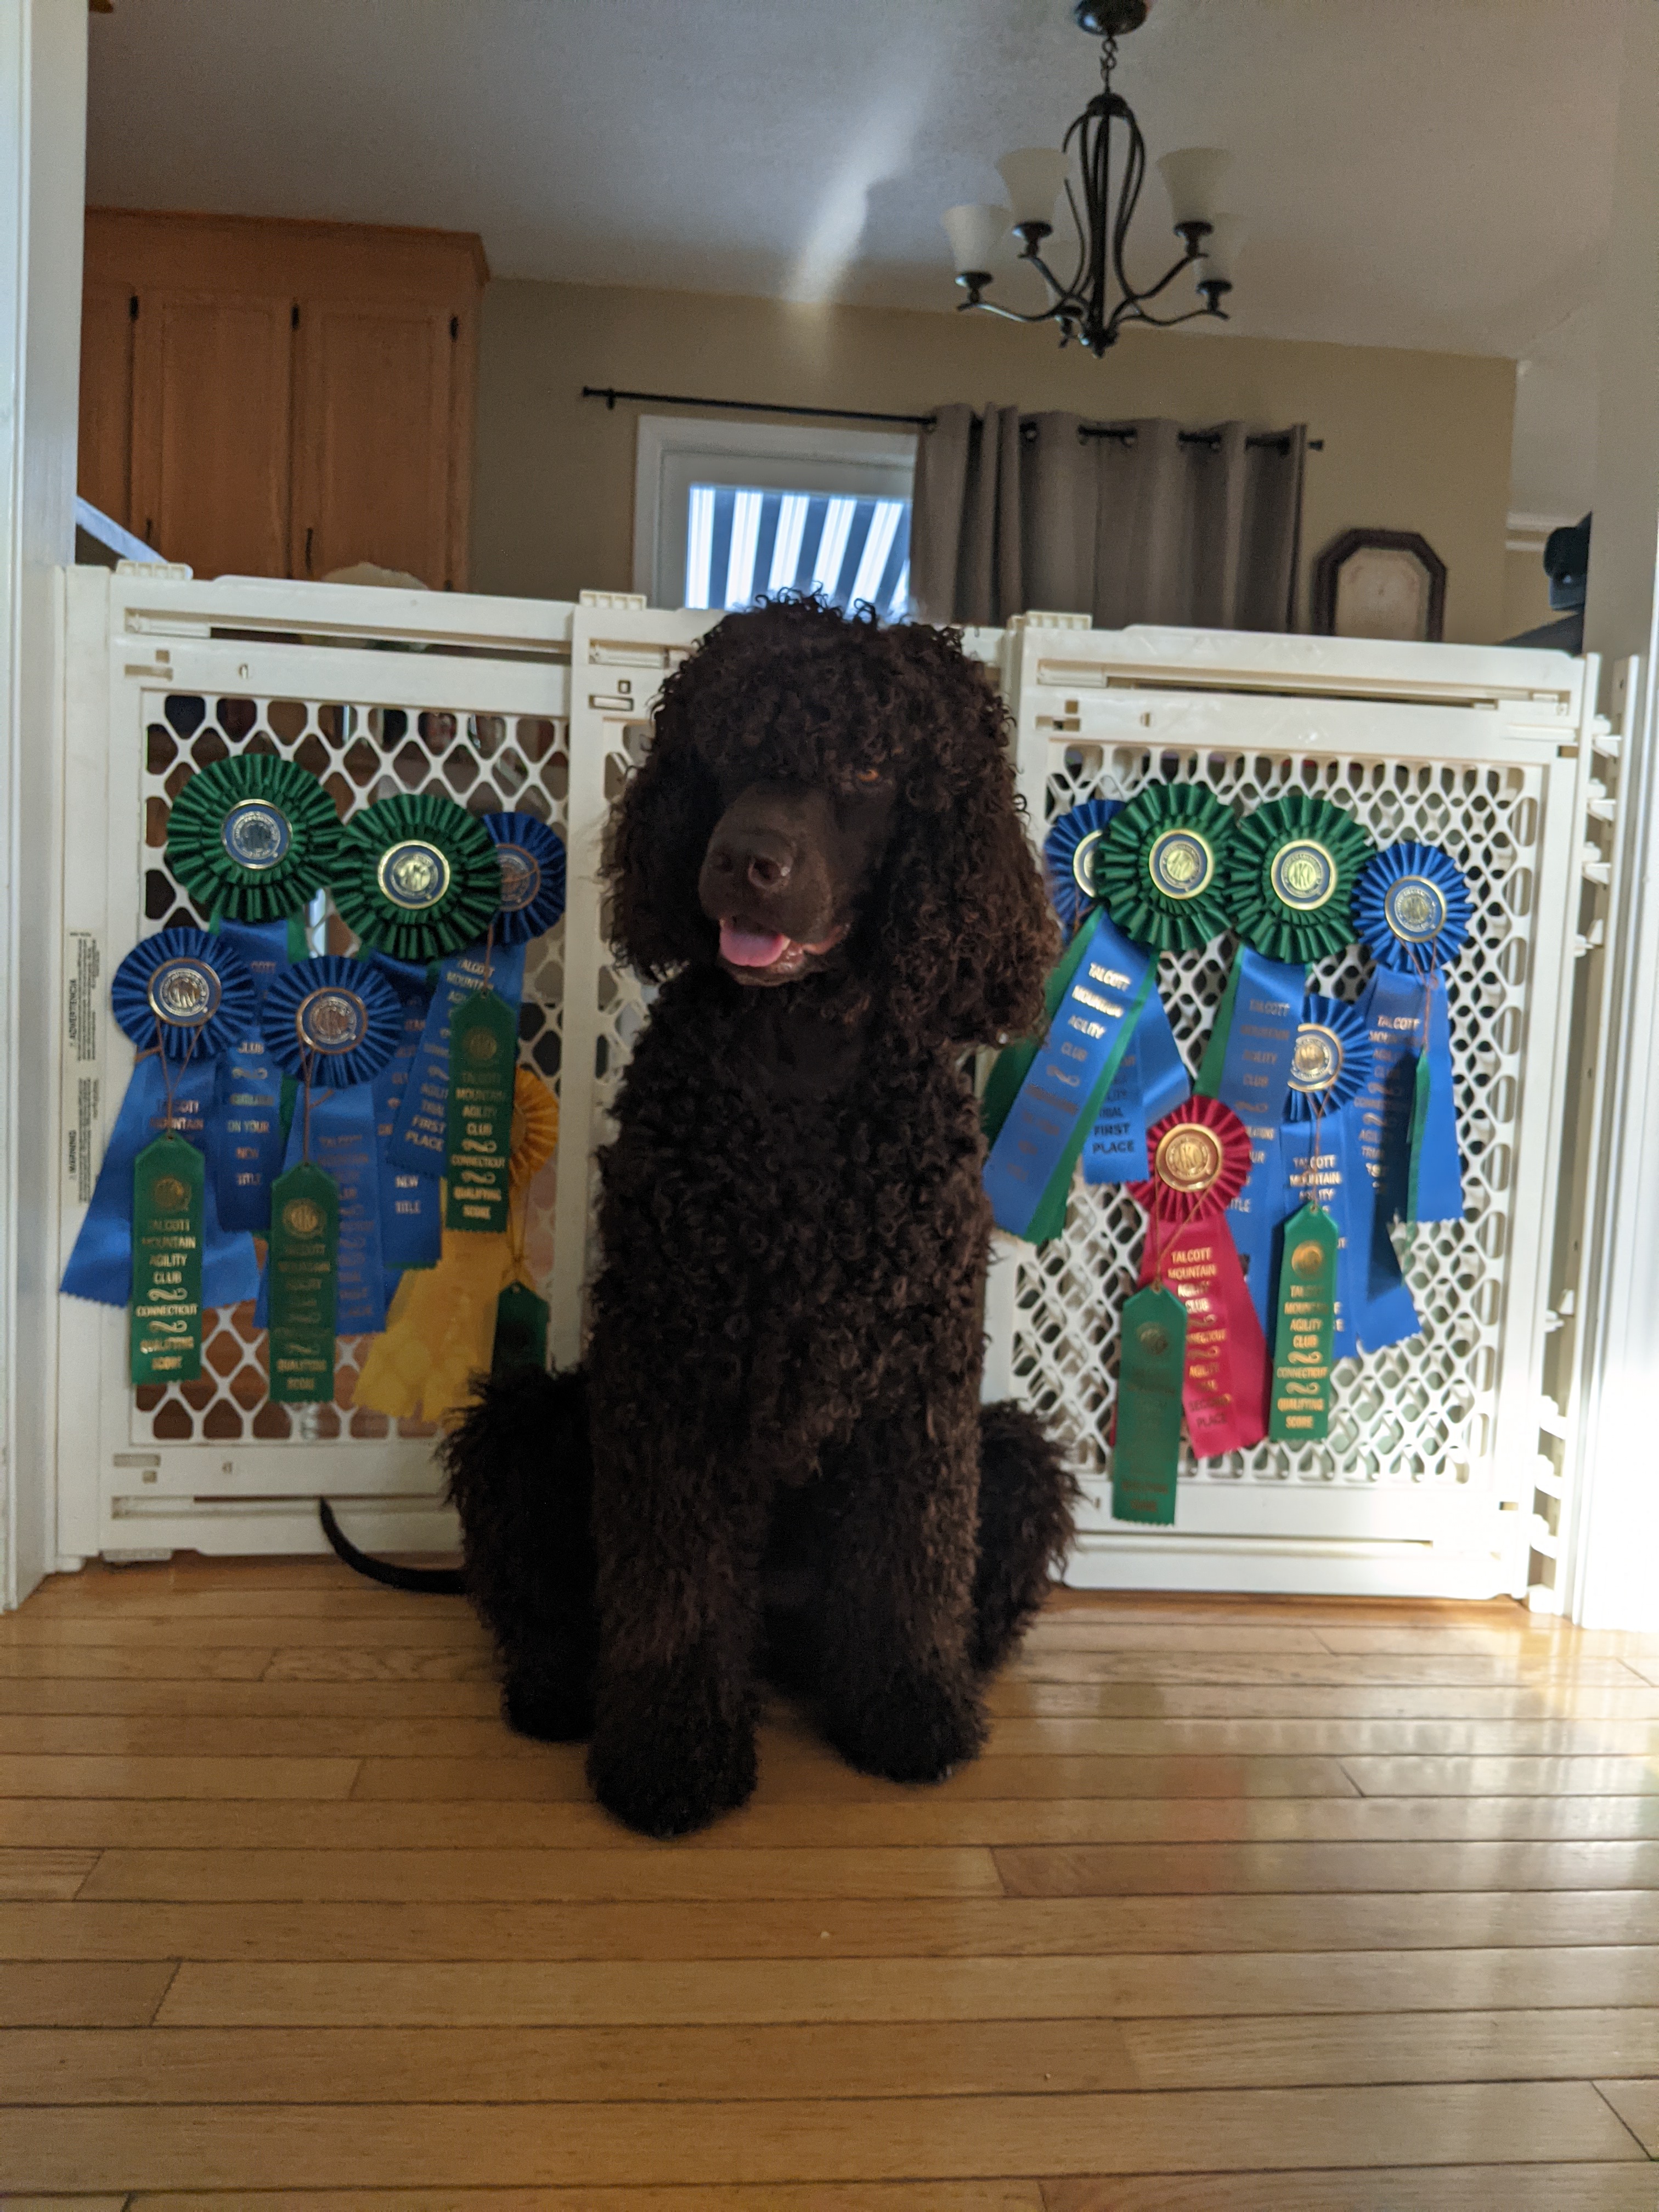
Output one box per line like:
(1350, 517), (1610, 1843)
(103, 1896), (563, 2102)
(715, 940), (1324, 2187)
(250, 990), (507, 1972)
(65, 930), (101, 1203)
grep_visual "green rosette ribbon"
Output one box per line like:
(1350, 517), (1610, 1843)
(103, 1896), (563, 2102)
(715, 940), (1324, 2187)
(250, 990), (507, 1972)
(1223, 792), (1374, 964)
(330, 791), (501, 962)
(165, 755), (342, 923)
(1097, 783), (1235, 953)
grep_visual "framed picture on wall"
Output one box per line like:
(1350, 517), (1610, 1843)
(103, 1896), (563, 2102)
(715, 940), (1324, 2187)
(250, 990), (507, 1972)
(1312, 529), (1447, 643)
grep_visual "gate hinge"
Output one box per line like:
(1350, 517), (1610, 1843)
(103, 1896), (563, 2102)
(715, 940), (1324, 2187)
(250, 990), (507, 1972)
(1572, 918), (1606, 958)
(1581, 845), (1611, 886)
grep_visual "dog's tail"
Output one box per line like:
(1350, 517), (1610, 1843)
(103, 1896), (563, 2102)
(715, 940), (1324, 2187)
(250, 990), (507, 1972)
(317, 1496), (465, 1593)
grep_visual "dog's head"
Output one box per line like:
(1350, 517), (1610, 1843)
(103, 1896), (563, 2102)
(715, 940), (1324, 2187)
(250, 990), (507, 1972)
(602, 596), (1057, 1044)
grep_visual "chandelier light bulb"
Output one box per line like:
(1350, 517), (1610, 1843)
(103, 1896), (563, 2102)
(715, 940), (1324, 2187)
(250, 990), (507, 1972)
(1198, 212), (1245, 286)
(1155, 146), (1232, 232)
(995, 148), (1070, 233)
(941, 203), (1010, 278)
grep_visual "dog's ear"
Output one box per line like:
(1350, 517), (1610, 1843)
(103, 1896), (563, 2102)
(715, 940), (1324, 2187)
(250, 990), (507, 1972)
(872, 638), (1059, 1047)
(601, 721), (722, 978)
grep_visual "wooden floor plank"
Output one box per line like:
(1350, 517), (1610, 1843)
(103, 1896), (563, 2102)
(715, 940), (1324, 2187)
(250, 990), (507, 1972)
(345, 1752), (1363, 1803)
(1003, 1650), (1649, 1685)
(1042, 2168), (1659, 2211)
(150, 1948), (1659, 2027)
(132, 2188), (1052, 2212)
(0, 1613), (486, 1649)
(8, 1892), (1656, 1965)
(9, 1788), (1659, 1850)
(0, 1845), (97, 1899)
(992, 1838), (1659, 1895)
(1343, 1755), (1659, 1796)
(10, 1709), (1659, 1759)
(12, 1669), (1659, 1722)
(0, 1644), (275, 1680)
(0, 1755), (362, 1800)
(8, 2010), (1658, 2107)
(76, 1844), (1003, 1903)
(5, 2083), (1640, 2191)
(0, 1959), (176, 2025)
(1596, 2076), (1659, 2154)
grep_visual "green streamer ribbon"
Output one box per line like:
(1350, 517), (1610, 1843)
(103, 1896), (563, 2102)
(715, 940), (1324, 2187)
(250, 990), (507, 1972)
(1111, 1284), (1188, 1525)
(1223, 792), (1374, 966)
(445, 989), (518, 1233)
(1267, 1203), (1338, 1443)
(165, 755), (342, 924)
(130, 1133), (205, 1385)
(331, 792), (501, 963)
(267, 1162), (340, 1406)
(1097, 782), (1236, 953)
(493, 1282), (551, 1373)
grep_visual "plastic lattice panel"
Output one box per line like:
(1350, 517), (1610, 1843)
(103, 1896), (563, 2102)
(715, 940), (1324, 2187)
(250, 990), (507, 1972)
(1017, 743), (1539, 1494)
(132, 690), (568, 1445)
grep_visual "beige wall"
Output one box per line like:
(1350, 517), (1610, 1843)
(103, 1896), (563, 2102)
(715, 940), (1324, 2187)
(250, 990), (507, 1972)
(1502, 545), (1557, 640)
(472, 276), (1516, 646)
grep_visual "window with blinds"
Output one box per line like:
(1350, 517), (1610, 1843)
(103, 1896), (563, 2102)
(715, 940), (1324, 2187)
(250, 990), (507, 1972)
(684, 484), (911, 618)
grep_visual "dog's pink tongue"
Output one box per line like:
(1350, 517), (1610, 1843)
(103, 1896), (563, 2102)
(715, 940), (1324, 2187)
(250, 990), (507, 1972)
(720, 922), (789, 968)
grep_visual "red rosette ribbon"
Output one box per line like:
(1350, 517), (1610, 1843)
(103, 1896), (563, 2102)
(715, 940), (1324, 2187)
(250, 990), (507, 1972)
(1128, 1096), (1269, 1457)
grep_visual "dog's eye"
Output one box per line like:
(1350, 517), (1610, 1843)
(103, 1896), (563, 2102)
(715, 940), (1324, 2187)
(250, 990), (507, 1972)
(853, 766), (883, 786)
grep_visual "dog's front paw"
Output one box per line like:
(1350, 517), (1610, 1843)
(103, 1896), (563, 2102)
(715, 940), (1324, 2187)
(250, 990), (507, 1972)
(827, 1666), (987, 1785)
(502, 1668), (592, 1743)
(588, 1663), (758, 1837)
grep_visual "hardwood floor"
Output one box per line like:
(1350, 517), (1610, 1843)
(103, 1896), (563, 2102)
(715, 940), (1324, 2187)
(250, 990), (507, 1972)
(1, 1561), (1656, 2206)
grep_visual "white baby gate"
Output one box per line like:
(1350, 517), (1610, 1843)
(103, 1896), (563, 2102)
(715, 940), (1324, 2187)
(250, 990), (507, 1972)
(44, 571), (1617, 1601)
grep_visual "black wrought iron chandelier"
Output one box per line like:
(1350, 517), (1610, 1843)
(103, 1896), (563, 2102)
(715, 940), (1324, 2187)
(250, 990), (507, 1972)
(941, 0), (1239, 356)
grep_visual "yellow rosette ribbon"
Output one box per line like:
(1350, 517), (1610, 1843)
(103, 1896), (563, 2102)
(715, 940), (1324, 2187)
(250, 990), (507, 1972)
(353, 1069), (558, 1425)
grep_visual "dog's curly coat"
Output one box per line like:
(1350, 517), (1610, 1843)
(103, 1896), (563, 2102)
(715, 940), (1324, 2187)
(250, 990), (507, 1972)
(445, 596), (1077, 1836)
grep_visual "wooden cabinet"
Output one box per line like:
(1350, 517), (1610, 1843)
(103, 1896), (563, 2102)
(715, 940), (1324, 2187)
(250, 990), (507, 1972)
(80, 211), (485, 589)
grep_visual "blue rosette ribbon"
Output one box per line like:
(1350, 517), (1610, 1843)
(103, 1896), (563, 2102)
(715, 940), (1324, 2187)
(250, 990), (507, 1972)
(62, 930), (261, 1312)
(481, 812), (567, 947)
(1044, 799), (1121, 940)
(256, 957), (404, 1336)
(1353, 840), (1469, 1237)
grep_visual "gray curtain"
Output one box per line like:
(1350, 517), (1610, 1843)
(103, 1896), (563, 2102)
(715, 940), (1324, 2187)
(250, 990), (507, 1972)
(911, 405), (1306, 633)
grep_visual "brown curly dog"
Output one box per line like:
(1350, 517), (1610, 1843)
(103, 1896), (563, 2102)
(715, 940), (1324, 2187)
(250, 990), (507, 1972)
(442, 594), (1076, 1836)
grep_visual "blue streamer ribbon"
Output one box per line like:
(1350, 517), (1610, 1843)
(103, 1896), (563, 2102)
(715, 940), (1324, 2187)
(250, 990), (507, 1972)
(386, 939), (528, 1176)
(1413, 974), (1464, 1223)
(1279, 995), (1376, 1363)
(256, 1082), (388, 1336)
(210, 917), (294, 1233)
(1199, 949), (1305, 1333)
(1082, 990), (1190, 1183)
(983, 908), (1153, 1240)
(61, 1052), (259, 1310)
(1349, 966), (1424, 1351)
(360, 951), (442, 1291)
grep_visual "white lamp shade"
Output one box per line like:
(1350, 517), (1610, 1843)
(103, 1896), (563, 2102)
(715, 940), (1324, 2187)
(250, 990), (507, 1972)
(941, 203), (1009, 274)
(995, 147), (1069, 228)
(1198, 212), (1245, 284)
(1156, 146), (1232, 229)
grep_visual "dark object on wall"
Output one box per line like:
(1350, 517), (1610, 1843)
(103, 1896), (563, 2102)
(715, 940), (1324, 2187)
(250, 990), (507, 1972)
(1545, 515), (1591, 611)
(1502, 513), (1588, 652)
(912, 406), (1307, 632)
(1312, 528), (1447, 644)
(438, 599), (1079, 1837)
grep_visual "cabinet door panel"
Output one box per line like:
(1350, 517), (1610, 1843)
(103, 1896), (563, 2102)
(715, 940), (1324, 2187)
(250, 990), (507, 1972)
(130, 291), (294, 578)
(78, 283), (136, 527)
(292, 302), (453, 588)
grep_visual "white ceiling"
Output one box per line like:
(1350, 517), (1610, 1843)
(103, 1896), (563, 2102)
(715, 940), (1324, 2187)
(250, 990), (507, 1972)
(86, 0), (1621, 515)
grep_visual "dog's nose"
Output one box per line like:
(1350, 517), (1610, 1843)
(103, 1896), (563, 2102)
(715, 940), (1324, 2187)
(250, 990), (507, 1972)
(707, 828), (796, 895)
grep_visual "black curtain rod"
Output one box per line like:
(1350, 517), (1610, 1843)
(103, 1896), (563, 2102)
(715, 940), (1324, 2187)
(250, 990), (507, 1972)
(580, 386), (1321, 452)
(582, 386), (936, 428)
